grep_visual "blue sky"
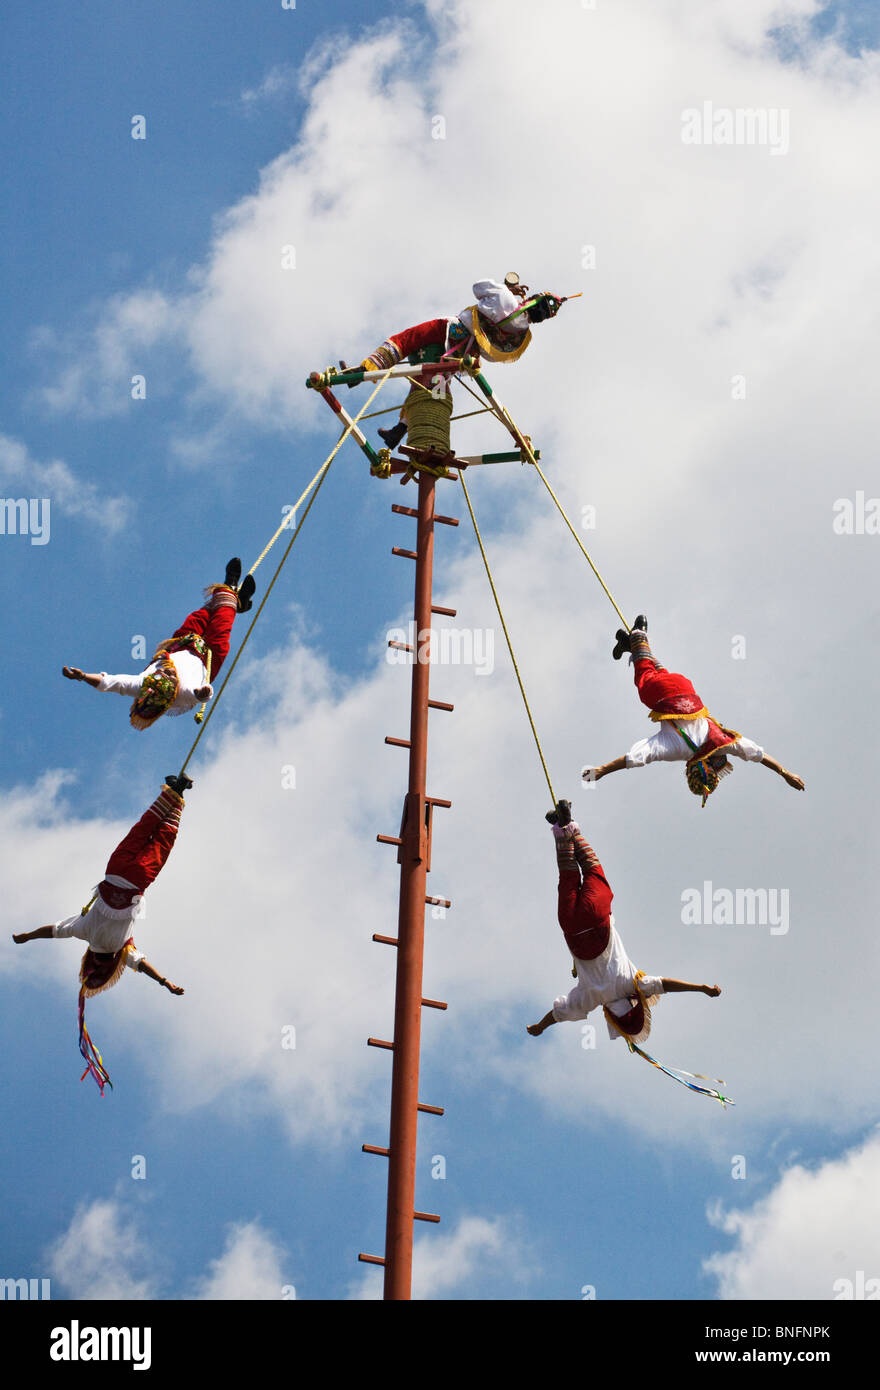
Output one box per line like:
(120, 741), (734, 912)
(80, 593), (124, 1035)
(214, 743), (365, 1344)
(3, 0), (880, 1311)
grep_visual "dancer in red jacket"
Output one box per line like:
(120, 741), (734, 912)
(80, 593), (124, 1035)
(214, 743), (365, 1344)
(13, 778), (192, 1093)
(527, 803), (721, 1041)
(350, 275), (564, 450)
(62, 557), (255, 729)
(582, 618), (805, 805)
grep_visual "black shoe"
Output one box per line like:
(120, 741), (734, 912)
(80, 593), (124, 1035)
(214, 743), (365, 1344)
(378, 421), (407, 449)
(633, 614), (648, 631)
(237, 575), (256, 613)
(166, 774), (193, 795)
(545, 799), (572, 826)
(225, 557), (243, 588)
(612, 629), (631, 660)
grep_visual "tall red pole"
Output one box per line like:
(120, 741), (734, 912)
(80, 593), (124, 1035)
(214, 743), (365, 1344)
(383, 469), (436, 1300)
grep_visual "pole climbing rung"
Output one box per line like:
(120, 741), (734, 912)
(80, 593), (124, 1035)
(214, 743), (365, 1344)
(385, 736), (411, 749)
(425, 896), (451, 908)
(414, 1212), (441, 1224)
(373, 933), (398, 947)
(431, 605), (456, 617)
(368, 1037), (394, 1050)
(362, 1145), (390, 1157)
(358, 1253), (386, 1266)
(392, 548), (417, 560)
(377, 835), (403, 846)
(391, 504), (459, 527)
(427, 797), (451, 809)
(428, 699), (454, 712)
(422, 997), (447, 1011)
(418, 1103), (444, 1116)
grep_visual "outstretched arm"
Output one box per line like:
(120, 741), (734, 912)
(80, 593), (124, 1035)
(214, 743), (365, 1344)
(137, 958), (184, 995)
(527, 1009), (558, 1037)
(759, 754), (804, 790)
(661, 978), (721, 997)
(62, 668), (103, 688)
(12, 925), (55, 944)
(586, 756), (627, 782)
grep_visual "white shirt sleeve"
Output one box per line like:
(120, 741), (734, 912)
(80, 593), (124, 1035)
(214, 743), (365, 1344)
(637, 974), (665, 998)
(552, 985), (592, 1023)
(624, 725), (682, 767)
(53, 915), (88, 941)
(727, 736), (764, 762)
(97, 672), (143, 698)
(125, 948), (144, 969)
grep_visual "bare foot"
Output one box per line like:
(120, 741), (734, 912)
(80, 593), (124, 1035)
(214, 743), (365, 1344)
(13, 933), (28, 944)
(526, 1022), (544, 1037)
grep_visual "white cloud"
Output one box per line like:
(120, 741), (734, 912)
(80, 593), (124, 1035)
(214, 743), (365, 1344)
(240, 64), (298, 111)
(47, 1199), (292, 1301)
(48, 1199), (157, 1301)
(5, 0), (880, 1157)
(704, 1129), (880, 1299)
(0, 434), (130, 534)
(191, 1221), (291, 1300)
(32, 290), (179, 417)
(349, 1214), (538, 1300)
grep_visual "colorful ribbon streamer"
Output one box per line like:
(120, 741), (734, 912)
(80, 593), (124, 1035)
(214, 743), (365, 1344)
(626, 1038), (734, 1107)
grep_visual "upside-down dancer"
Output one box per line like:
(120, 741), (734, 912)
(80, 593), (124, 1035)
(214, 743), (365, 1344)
(13, 777), (193, 1093)
(349, 274), (566, 452)
(527, 802), (721, 1044)
(582, 618), (805, 805)
(62, 557), (256, 730)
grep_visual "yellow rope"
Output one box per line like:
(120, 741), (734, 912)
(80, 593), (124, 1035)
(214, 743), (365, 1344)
(529, 456), (630, 633)
(248, 370), (393, 575)
(458, 471), (556, 806)
(178, 371), (393, 775)
(193, 647), (212, 724)
(459, 369), (631, 631)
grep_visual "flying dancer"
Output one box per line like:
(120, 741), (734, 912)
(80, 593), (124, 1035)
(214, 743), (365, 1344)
(62, 558), (256, 730)
(347, 274), (570, 452)
(527, 802), (721, 1046)
(13, 777), (192, 1093)
(582, 618), (805, 805)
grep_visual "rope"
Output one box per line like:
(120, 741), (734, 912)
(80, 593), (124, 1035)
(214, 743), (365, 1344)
(193, 647), (212, 724)
(246, 370), (392, 574)
(529, 456), (630, 632)
(461, 368), (631, 631)
(247, 460), (334, 576)
(458, 471), (556, 806)
(177, 371), (393, 776)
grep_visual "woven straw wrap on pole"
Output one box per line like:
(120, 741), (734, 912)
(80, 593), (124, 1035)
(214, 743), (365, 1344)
(403, 385), (453, 452)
